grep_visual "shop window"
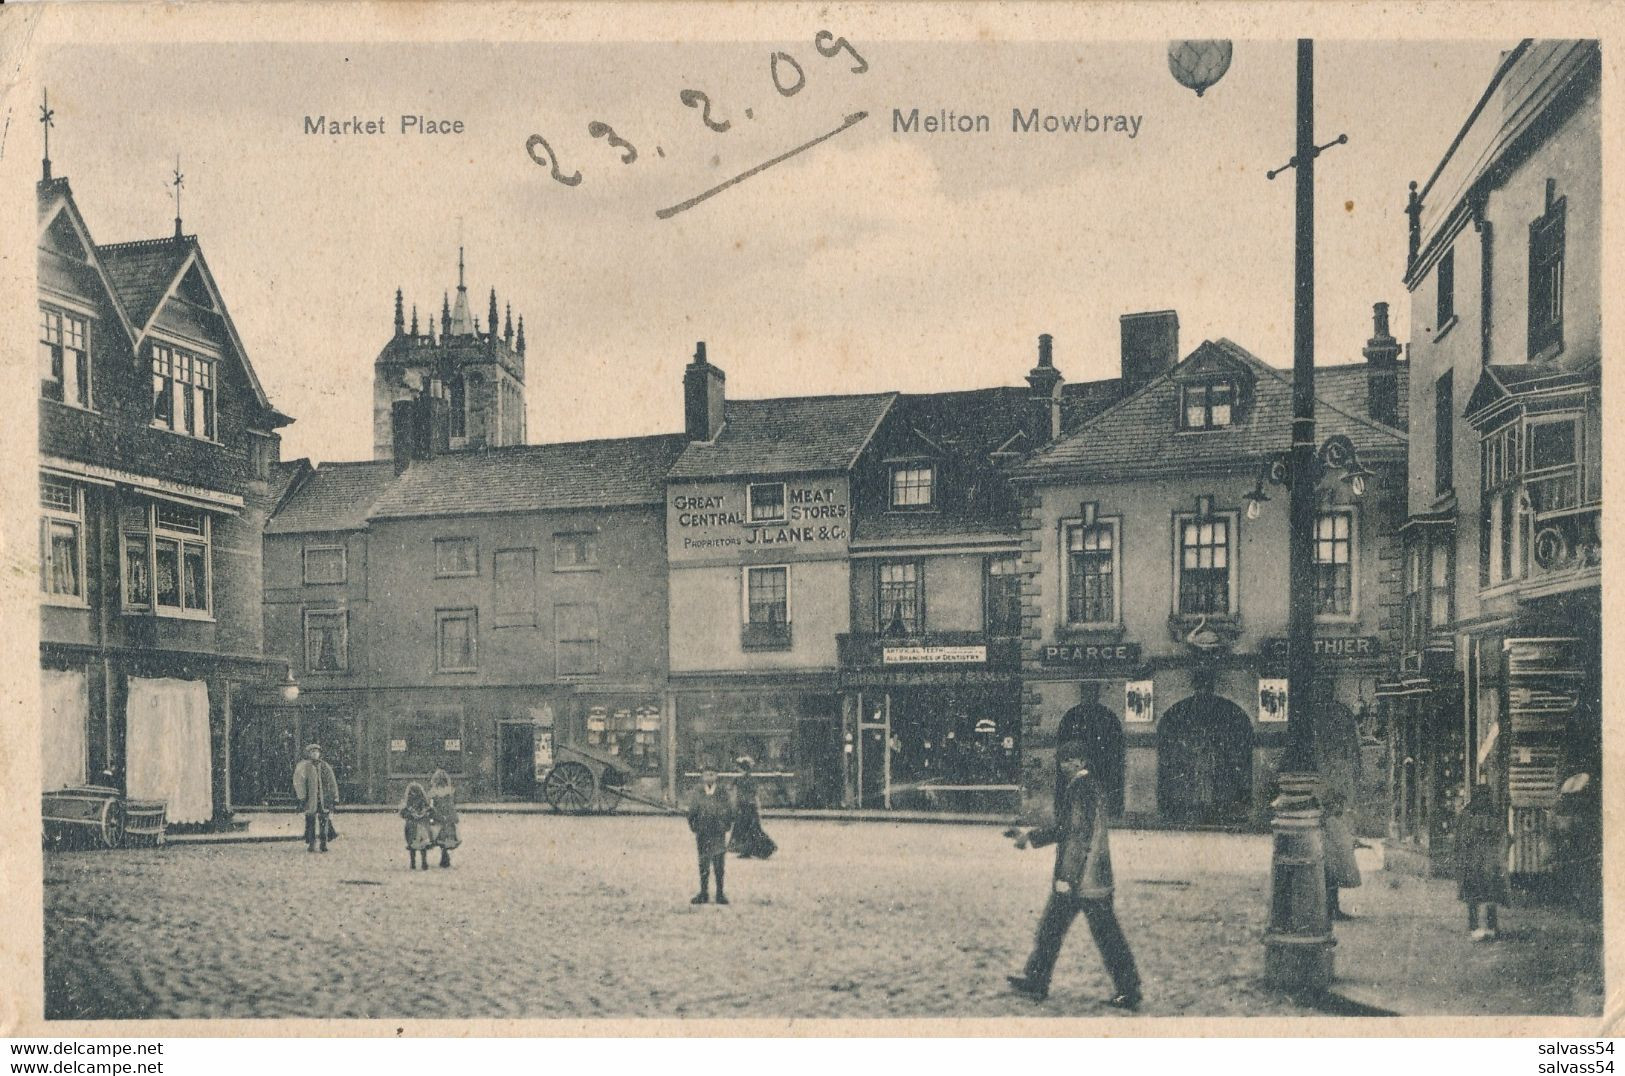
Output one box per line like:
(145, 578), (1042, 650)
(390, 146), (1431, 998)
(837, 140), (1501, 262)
(494, 548), (538, 626)
(303, 608), (348, 672)
(555, 603), (599, 676)
(434, 537), (478, 577)
(747, 482), (786, 523)
(889, 464), (935, 509)
(388, 709), (465, 776)
(878, 560), (923, 634)
(302, 544), (346, 585)
(1434, 371), (1453, 494)
(436, 608), (478, 672)
(984, 555), (1022, 637)
(1313, 510), (1355, 618)
(1528, 192), (1565, 358)
(582, 702), (663, 776)
(40, 477), (86, 603)
(742, 565), (791, 649)
(1436, 246), (1455, 328)
(1064, 518), (1119, 626)
(552, 531), (597, 571)
(120, 500), (210, 617)
(1180, 381), (1233, 430)
(1174, 512), (1235, 616)
(150, 342), (215, 440)
(40, 305), (90, 408)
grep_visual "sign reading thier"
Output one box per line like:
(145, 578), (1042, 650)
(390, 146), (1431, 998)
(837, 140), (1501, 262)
(1040, 642), (1142, 668)
(1260, 636), (1381, 662)
(882, 645), (987, 665)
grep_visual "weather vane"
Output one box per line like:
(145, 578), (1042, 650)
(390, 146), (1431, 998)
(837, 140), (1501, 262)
(40, 89), (55, 179)
(172, 154), (185, 236)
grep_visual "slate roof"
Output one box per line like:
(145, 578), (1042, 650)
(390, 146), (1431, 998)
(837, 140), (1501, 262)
(97, 237), (197, 331)
(1012, 340), (1409, 481)
(667, 393), (896, 480)
(1316, 362), (1410, 431)
(367, 434), (689, 520)
(264, 460), (401, 534)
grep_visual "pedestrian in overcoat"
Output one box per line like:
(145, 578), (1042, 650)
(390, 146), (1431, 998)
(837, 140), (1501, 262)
(687, 766), (734, 905)
(400, 782), (434, 870)
(428, 769), (461, 869)
(1007, 741), (1142, 1009)
(292, 743), (339, 853)
(1456, 783), (1510, 940)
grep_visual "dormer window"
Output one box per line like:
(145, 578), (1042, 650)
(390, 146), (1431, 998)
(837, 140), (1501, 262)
(41, 305), (90, 408)
(889, 464), (936, 509)
(150, 342), (216, 440)
(1181, 381), (1234, 430)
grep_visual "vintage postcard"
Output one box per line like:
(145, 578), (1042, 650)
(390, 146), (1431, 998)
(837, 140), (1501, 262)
(0, 1), (1619, 1041)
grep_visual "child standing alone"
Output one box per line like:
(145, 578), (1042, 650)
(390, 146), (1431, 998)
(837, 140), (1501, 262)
(1456, 783), (1510, 940)
(400, 782), (434, 871)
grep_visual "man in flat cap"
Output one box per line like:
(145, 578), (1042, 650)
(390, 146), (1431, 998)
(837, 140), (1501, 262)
(292, 743), (340, 853)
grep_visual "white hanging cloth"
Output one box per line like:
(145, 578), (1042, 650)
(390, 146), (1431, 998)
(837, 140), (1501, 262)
(42, 667), (89, 790)
(125, 676), (213, 824)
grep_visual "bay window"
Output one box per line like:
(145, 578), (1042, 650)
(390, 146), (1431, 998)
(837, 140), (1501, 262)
(120, 500), (211, 616)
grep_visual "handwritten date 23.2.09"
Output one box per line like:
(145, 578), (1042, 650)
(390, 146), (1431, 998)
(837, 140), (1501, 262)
(525, 31), (870, 220)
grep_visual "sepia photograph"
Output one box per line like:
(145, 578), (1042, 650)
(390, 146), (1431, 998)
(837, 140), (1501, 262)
(2, 4), (1614, 1040)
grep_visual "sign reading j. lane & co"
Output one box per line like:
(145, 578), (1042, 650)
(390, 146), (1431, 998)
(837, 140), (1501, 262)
(1040, 642), (1142, 669)
(1260, 636), (1382, 662)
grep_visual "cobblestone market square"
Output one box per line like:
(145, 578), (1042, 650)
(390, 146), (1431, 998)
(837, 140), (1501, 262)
(43, 815), (1601, 1021)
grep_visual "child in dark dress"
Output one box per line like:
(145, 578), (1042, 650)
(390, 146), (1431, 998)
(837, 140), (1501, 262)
(400, 782), (434, 871)
(429, 769), (461, 869)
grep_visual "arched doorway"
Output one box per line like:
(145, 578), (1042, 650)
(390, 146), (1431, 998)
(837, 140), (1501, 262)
(1157, 694), (1254, 824)
(1056, 704), (1125, 817)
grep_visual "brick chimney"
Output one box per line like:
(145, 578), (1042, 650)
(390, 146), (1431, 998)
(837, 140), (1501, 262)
(684, 341), (726, 442)
(1362, 301), (1402, 428)
(1120, 311), (1180, 395)
(1025, 333), (1064, 444)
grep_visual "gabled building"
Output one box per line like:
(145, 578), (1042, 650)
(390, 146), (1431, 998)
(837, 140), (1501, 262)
(38, 145), (293, 825)
(1011, 315), (1408, 826)
(1392, 39), (1600, 890)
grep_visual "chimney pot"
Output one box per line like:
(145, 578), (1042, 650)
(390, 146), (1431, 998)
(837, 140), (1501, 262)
(1037, 333), (1053, 368)
(684, 341), (726, 441)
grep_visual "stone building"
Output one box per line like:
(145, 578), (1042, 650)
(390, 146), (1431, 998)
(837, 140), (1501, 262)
(1389, 39), (1601, 892)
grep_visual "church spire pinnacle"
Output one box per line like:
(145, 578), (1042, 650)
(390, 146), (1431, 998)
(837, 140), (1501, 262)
(516, 315), (526, 357)
(410, 303), (419, 336)
(394, 288), (405, 336)
(488, 288), (499, 341)
(504, 303), (513, 345)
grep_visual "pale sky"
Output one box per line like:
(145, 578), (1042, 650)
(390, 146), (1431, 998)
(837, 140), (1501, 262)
(36, 39), (1504, 464)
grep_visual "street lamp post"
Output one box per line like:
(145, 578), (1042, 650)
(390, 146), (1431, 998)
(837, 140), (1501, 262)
(1172, 38), (1351, 992)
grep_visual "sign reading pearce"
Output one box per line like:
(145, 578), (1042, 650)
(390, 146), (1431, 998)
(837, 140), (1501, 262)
(1040, 642), (1142, 668)
(667, 479), (851, 561)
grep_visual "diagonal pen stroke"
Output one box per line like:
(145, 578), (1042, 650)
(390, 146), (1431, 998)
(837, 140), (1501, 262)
(655, 110), (869, 221)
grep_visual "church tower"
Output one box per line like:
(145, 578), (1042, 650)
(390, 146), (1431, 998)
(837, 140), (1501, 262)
(372, 248), (529, 459)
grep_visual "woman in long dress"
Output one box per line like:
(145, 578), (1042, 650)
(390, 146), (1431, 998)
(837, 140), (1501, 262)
(727, 756), (777, 859)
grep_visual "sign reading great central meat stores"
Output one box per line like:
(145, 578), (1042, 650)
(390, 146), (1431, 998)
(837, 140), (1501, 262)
(668, 479), (851, 560)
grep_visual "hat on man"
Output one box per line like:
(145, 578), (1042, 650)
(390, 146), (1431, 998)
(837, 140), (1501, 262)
(304, 743), (322, 758)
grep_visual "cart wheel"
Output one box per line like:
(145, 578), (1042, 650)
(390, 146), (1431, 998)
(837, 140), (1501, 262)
(598, 786), (624, 814)
(101, 800), (126, 850)
(544, 762), (597, 813)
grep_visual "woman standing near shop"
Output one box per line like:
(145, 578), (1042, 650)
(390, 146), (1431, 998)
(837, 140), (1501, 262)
(728, 757), (778, 859)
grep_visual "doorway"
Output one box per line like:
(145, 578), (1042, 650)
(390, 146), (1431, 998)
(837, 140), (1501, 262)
(1157, 694), (1254, 823)
(498, 721), (538, 799)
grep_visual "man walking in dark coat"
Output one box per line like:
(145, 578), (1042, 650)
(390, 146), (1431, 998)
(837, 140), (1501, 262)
(687, 765), (733, 905)
(1007, 740), (1142, 1009)
(292, 743), (339, 853)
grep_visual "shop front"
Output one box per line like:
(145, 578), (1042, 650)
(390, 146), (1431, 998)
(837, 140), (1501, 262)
(837, 633), (1022, 811)
(673, 681), (843, 807)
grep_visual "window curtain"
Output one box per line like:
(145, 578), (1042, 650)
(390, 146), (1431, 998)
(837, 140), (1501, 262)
(42, 668), (89, 790)
(125, 676), (213, 824)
